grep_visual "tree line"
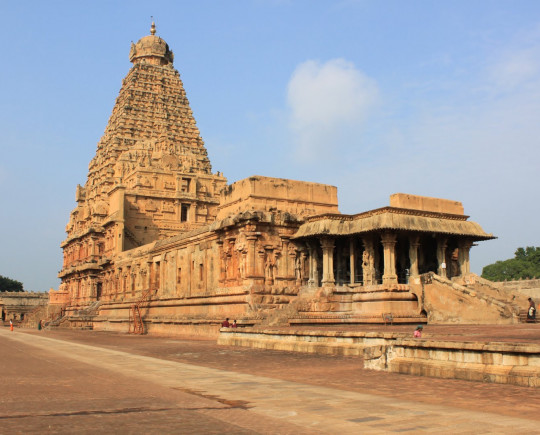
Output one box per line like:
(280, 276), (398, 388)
(0, 275), (24, 292)
(482, 246), (540, 282)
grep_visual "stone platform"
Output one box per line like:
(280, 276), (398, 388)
(218, 324), (540, 387)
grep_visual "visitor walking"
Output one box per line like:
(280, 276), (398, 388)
(413, 325), (423, 338)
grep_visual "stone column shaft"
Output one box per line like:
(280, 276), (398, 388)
(381, 232), (398, 285)
(349, 238), (356, 285)
(409, 235), (421, 277)
(437, 238), (448, 278)
(246, 236), (257, 277)
(321, 237), (335, 286)
(458, 240), (472, 276)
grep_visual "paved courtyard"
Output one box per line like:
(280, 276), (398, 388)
(1, 326), (540, 434)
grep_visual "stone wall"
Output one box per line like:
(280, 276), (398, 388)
(0, 292), (49, 322)
(499, 279), (540, 299)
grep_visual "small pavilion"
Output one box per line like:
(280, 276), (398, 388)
(293, 193), (495, 288)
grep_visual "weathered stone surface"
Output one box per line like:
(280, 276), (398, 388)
(55, 26), (514, 336)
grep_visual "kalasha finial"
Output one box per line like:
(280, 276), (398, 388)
(150, 18), (156, 35)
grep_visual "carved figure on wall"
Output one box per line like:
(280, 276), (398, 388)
(146, 200), (158, 212)
(295, 255), (303, 283)
(264, 251), (275, 285)
(162, 201), (175, 213)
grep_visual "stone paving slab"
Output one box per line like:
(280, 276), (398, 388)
(2, 328), (540, 433)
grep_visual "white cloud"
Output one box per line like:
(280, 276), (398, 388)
(286, 59), (379, 160)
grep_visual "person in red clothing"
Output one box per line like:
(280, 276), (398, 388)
(221, 318), (230, 327)
(232, 320), (238, 328)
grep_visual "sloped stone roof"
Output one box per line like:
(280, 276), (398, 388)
(293, 207), (495, 240)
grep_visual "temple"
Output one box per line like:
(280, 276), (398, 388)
(54, 25), (522, 336)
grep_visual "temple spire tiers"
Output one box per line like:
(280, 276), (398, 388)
(59, 28), (227, 306)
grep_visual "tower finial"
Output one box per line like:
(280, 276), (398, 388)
(150, 17), (156, 35)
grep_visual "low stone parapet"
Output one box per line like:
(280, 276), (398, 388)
(218, 328), (400, 356)
(369, 339), (540, 388)
(218, 327), (540, 387)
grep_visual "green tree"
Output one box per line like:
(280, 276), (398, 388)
(0, 275), (24, 292)
(482, 246), (540, 281)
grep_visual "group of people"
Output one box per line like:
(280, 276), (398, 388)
(221, 318), (238, 328)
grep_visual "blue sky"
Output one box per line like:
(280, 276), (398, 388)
(1, 0), (539, 291)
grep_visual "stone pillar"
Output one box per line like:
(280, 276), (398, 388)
(147, 261), (154, 290)
(217, 240), (225, 283)
(296, 249), (307, 286)
(458, 240), (473, 275)
(161, 256), (167, 293)
(381, 232), (398, 285)
(321, 237), (335, 286)
(349, 238), (356, 285)
(409, 235), (421, 277)
(307, 242), (318, 287)
(281, 237), (290, 278)
(245, 236), (258, 278)
(437, 237), (448, 278)
(362, 237), (376, 286)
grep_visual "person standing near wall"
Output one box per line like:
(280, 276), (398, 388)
(527, 298), (536, 322)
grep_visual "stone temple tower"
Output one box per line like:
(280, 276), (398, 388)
(59, 24), (227, 294)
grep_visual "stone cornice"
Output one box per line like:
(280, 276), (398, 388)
(305, 206), (469, 223)
(61, 226), (105, 247)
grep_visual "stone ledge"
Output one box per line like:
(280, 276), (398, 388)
(389, 357), (540, 387)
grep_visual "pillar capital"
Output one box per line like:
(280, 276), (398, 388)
(320, 236), (335, 250)
(381, 231), (397, 245)
(409, 234), (421, 247)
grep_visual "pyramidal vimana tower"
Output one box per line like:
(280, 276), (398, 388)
(56, 25), (510, 336)
(62, 23), (226, 254)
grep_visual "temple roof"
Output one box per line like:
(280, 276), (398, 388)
(293, 207), (495, 240)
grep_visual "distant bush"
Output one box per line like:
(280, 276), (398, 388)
(0, 275), (24, 292)
(482, 247), (540, 281)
